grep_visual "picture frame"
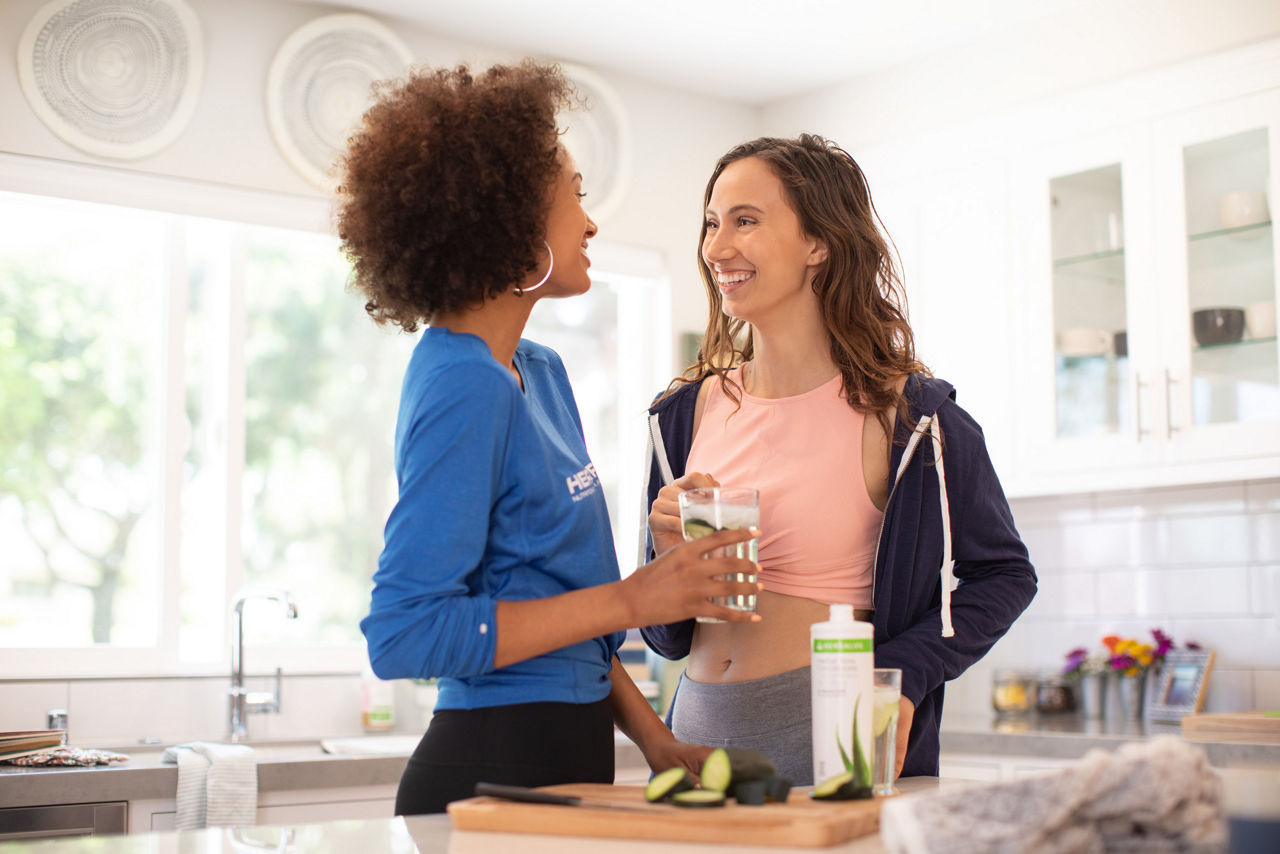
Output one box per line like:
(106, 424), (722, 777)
(1147, 649), (1215, 722)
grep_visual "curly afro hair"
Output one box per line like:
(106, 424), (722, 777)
(336, 61), (573, 332)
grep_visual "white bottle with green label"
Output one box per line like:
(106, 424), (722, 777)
(810, 603), (874, 787)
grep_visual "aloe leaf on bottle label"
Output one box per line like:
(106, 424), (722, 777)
(851, 699), (872, 787)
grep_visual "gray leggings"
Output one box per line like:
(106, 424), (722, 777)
(670, 666), (814, 785)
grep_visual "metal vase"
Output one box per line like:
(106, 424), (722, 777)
(1115, 674), (1146, 720)
(1079, 673), (1107, 719)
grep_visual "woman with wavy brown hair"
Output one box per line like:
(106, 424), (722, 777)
(640, 134), (1036, 785)
(340, 61), (761, 815)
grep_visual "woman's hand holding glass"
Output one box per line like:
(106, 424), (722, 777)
(648, 471), (720, 555)
(626, 525), (762, 625)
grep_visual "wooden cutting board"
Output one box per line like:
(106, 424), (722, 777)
(1181, 711), (1280, 743)
(448, 783), (885, 848)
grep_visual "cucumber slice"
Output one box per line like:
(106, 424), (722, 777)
(671, 789), (726, 808)
(763, 775), (792, 803)
(811, 771), (873, 801)
(644, 767), (696, 802)
(811, 771), (854, 799)
(699, 747), (732, 793)
(682, 519), (717, 540)
(730, 779), (767, 805)
(723, 746), (777, 782)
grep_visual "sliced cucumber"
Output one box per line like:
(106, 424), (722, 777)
(644, 767), (696, 803)
(671, 789), (726, 808)
(730, 779), (767, 805)
(682, 519), (717, 540)
(700, 747), (733, 793)
(763, 775), (792, 803)
(811, 771), (873, 801)
(723, 746), (777, 782)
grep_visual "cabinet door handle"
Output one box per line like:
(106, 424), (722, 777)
(1164, 369), (1179, 438)
(1134, 372), (1149, 440)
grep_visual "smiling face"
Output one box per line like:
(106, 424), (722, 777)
(701, 156), (827, 324)
(534, 147), (598, 298)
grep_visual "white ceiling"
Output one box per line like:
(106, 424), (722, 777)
(303, 0), (1093, 104)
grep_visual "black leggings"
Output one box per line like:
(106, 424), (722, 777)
(394, 698), (615, 815)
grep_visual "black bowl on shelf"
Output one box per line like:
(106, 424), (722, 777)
(1192, 308), (1245, 347)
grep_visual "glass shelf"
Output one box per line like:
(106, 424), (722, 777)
(1188, 220), (1272, 242)
(1052, 248), (1126, 284)
(1192, 335), (1277, 353)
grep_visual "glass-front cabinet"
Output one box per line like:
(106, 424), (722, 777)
(1010, 89), (1280, 493)
(1155, 91), (1280, 466)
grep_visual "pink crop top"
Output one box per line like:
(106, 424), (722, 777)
(685, 370), (884, 608)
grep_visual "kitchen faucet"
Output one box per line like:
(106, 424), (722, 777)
(229, 588), (299, 742)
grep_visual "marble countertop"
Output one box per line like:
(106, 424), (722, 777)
(0, 778), (952, 854)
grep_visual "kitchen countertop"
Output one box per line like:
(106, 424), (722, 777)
(3, 715), (1275, 812)
(940, 712), (1280, 766)
(0, 777), (953, 853)
(0, 734), (647, 809)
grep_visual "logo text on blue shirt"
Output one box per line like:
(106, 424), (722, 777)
(566, 463), (600, 502)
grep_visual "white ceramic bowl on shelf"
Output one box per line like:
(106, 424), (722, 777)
(1217, 190), (1270, 230)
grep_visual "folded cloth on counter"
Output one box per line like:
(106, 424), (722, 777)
(881, 735), (1225, 854)
(0, 747), (128, 766)
(162, 742), (257, 830)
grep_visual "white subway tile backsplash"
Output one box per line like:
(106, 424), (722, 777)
(1060, 520), (1138, 569)
(1024, 572), (1096, 619)
(1169, 617), (1280, 670)
(0, 681), (68, 732)
(1245, 479), (1280, 513)
(1250, 564), (1280, 619)
(1253, 511), (1280, 562)
(1254, 670), (1280, 710)
(1157, 515), (1253, 566)
(1156, 566), (1250, 615)
(1094, 570), (1148, 617)
(1204, 668), (1254, 714)
(1097, 483), (1247, 519)
(1019, 526), (1067, 572)
(1009, 494), (1093, 527)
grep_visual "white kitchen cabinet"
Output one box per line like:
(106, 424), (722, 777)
(129, 784), (397, 833)
(939, 752), (1076, 782)
(1007, 87), (1280, 495)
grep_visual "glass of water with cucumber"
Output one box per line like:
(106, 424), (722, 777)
(677, 486), (760, 622)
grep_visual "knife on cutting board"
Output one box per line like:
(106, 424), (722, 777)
(474, 782), (665, 812)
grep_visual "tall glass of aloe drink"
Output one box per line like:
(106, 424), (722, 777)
(677, 486), (759, 623)
(872, 667), (902, 796)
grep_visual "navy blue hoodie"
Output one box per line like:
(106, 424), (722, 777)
(639, 373), (1036, 777)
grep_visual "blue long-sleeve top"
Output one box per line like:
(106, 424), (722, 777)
(361, 328), (624, 710)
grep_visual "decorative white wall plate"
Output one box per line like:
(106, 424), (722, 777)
(559, 63), (631, 224)
(267, 13), (413, 190)
(17, 0), (204, 160)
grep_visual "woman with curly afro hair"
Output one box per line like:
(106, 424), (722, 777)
(340, 61), (761, 815)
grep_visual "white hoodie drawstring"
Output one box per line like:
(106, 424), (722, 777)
(930, 415), (956, 638)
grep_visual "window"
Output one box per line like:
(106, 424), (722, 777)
(0, 156), (668, 676)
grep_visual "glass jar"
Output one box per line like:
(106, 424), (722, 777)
(991, 670), (1035, 715)
(1036, 673), (1077, 714)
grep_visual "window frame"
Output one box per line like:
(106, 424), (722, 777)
(0, 153), (671, 679)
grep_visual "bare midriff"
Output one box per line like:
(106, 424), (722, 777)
(686, 590), (834, 683)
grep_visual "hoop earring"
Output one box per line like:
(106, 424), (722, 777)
(517, 241), (554, 296)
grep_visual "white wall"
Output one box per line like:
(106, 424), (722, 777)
(0, 0), (757, 368)
(752, 0), (1280, 720)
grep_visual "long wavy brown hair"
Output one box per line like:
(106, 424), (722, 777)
(672, 134), (928, 439)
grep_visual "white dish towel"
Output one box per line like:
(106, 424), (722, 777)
(162, 742), (258, 830)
